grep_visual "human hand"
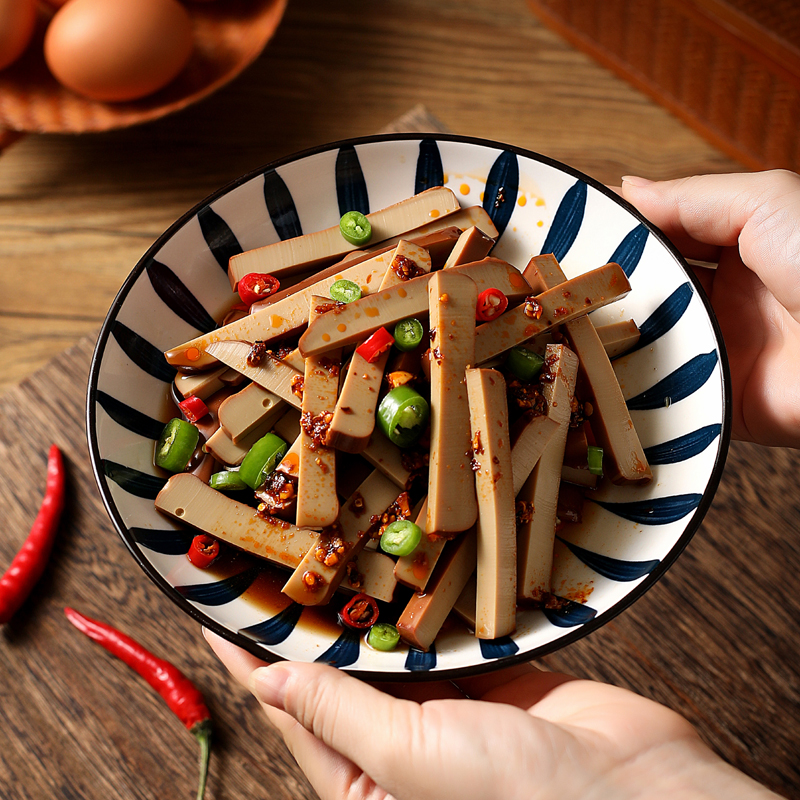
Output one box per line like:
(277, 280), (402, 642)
(621, 170), (800, 448)
(205, 630), (778, 800)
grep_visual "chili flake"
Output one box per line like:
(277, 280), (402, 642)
(523, 296), (543, 320)
(392, 254), (424, 281)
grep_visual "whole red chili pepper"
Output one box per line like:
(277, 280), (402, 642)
(0, 444), (66, 624)
(64, 607), (212, 800)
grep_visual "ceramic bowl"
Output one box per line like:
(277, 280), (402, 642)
(87, 134), (731, 679)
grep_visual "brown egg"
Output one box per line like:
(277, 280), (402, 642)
(0, 0), (37, 70)
(44, 0), (194, 102)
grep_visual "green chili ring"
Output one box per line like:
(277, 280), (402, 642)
(155, 418), (200, 473)
(239, 433), (288, 490)
(339, 211), (372, 246)
(377, 386), (430, 448)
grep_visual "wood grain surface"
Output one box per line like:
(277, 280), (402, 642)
(1, 0), (798, 798)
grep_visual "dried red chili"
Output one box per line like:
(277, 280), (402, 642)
(338, 593), (379, 629)
(64, 607), (212, 800)
(0, 445), (66, 624)
(187, 535), (219, 569)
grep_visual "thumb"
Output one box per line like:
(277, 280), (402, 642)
(249, 661), (530, 800)
(621, 170), (800, 321)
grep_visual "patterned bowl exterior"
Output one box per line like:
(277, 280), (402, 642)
(87, 134), (731, 679)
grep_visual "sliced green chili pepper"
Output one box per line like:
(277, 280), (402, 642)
(505, 346), (545, 382)
(367, 622), (401, 651)
(377, 386), (430, 448)
(155, 418), (200, 473)
(339, 211), (372, 246)
(330, 279), (362, 303)
(239, 433), (288, 490)
(380, 519), (422, 557)
(393, 318), (424, 352)
(209, 470), (248, 492)
(587, 445), (604, 476)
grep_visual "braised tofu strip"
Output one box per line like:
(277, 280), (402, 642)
(525, 254), (651, 485)
(298, 258), (532, 357)
(426, 271), (479, 534)
(466, 368), (517, 639)
(517, 344), (579, 603)
(397, 531), (478, 652)
(166, 248), (396, 371)
(295, 298), (341, 529)
(227, 186), (461, 289)
(473, 261), (631, 364)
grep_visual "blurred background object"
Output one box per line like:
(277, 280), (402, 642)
(0, 0), (287, 136)
(527, 0), (800, 172)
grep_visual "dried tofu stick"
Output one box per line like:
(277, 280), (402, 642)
(347, 549), (397, 602)
(517, 344), (578, 603)
(271, 406), (302, 442)
(526, 254), (651, 485)
(442, 226), (495, 269)
(396, 530), (478, 651)
(296, 298), (341, 528)
(205, 416), (275, 467)
(282, 471), (400, 605)
(466, 368), (517, 639)
(327, 240), (433, 453)
(452, 574), (477, 629)
(366, 205), (499, 249)
(473, 262), (631, 365)
(426, 271), (479, 535)
(299, 258), (531, 357)
(227, 186), (460, 289)
(595, 319), (641, 359)
(510, 410), (561, 496)
(155, 473), (318, 568)
(174, 364), (232, 400)
(218, 383), (286, 443)
(249, 227), (462, 315)
(361, 433), (413, 489)
(206, 341), (303, 410)
(394, 498), (450, 591)
(166, 249), (395, 371)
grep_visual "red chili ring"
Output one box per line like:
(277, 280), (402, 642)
(187, 534), (220, 569)
(338, 593), (379, 630)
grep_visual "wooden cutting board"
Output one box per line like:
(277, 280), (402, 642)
(2, 111), (799, 798)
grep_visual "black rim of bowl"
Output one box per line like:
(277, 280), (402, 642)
(86, 132), (733, 681)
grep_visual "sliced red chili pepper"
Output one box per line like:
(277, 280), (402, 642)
(238, 273), (280, 306)
(64, 607), (213, 800)
(338, 592), (379, 629)
(178, 395), (210, 424)
(476, 287), (509, 321)
(0, 445), (65, 625)
(355, 327), (394, 363)
(187, 534), (220, 568)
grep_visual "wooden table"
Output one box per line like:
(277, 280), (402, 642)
(1, 1), (797, 798)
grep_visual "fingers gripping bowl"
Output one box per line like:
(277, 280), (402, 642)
(87, 134), (730, 679)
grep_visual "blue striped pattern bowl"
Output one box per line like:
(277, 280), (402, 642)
(87, 134), (730, 679)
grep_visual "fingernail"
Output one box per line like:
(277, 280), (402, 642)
(249, 665), (290, 710)
(621, 175), (653, 188)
